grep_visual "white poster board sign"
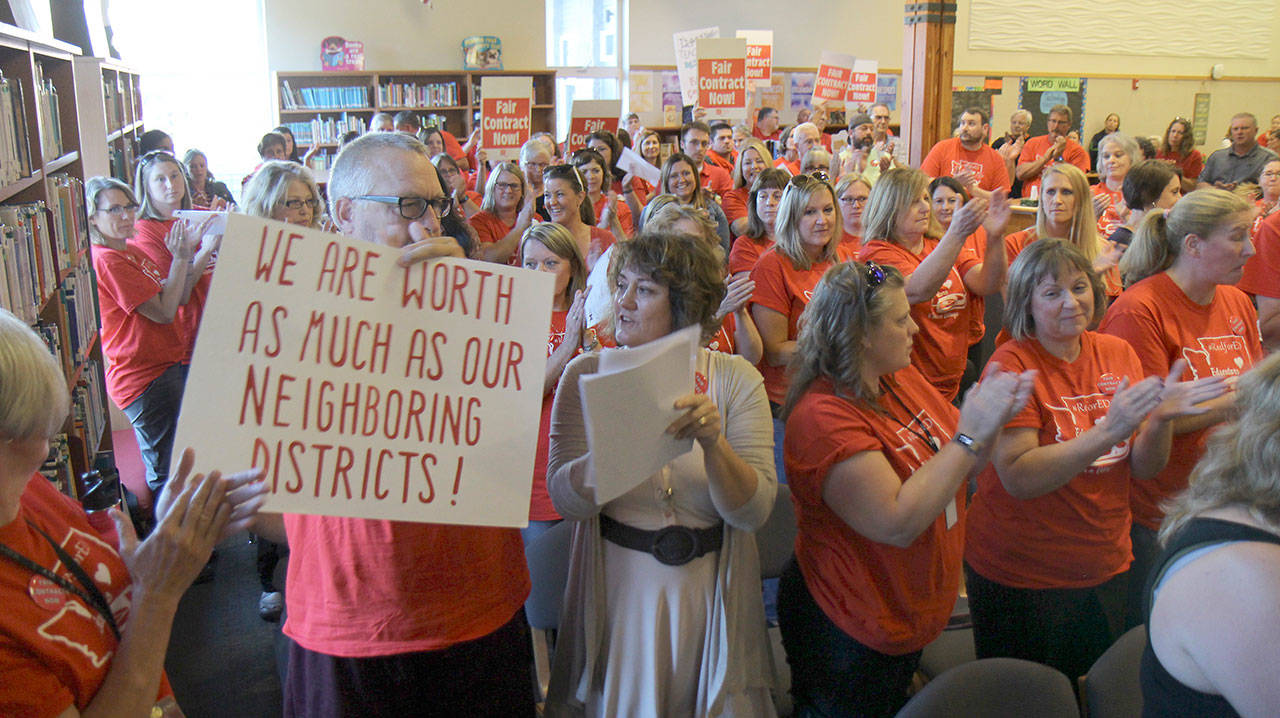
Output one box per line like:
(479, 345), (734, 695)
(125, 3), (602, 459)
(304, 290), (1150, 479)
(173, 214), (553, 527)
(736, 29), (773, 88)
(695, 37), (748, 122)
(673, 26), (720, 107)
(480, 75), (533, 163)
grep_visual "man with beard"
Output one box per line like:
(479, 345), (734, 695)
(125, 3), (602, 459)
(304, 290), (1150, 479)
(921, 107), (1011, 199)
(834, 112), (875, 180)
(1016, 104), (1090, 195)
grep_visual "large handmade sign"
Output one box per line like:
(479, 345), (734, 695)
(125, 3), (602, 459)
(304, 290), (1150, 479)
(174, 214), (553, 527)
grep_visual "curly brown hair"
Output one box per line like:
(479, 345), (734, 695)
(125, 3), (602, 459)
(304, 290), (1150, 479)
(608, 230), (727, 343)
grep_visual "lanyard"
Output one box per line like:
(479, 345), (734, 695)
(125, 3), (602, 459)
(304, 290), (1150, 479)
(879, 379), (941, 454)
(0, 520), (121, 641)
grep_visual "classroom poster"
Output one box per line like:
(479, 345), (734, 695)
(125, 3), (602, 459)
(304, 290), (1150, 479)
(673, 26), (720, 106)
(173, 214), (554, 528)
(876, 74), (899, 110)
(736, 30), (773, 87)
(846, 59), (878, 107)
(696, 38), (747, 121)
(1193, 92), (1211, 146)
(628, 72), (655, 113)
(790, 73), (814, 110)
(813, 51), (855, 104)
(1018, 77), (1087, 136)
(661, 71), (684, 120)
(567, 100), (620, 154)
(479, 76), (532, 163)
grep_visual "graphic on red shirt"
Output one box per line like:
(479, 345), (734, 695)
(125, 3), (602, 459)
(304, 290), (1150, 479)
(1043, 392), (1129, 469)
(1181, 334), (1253, 384)
(930, 273), (968, 319)
(950, 159), (984, 178)
(887, 408), (948, 466)
(30, 527), (131, 670)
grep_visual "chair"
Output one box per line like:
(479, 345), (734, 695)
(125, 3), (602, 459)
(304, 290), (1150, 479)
(755, 483), (797, 579)
(523, 521), (574, 702)
(896, 658), (1080, 718)
(1083, 625), (1146, 718)
(917, 594), (976, 681)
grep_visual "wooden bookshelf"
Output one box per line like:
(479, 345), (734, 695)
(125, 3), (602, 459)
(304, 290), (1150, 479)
(0, 26), (114, 498)
(275, 69), (557, 173)
(73, 58), (143, 182)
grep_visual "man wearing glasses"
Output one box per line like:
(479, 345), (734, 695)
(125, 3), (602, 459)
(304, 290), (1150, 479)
(268, 132), (535, 716)
(1015, 104), (1091, 196)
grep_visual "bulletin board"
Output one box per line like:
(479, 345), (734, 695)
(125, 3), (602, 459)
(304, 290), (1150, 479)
(951, 88), (999, 132)
(1018, 77), (1088, 136)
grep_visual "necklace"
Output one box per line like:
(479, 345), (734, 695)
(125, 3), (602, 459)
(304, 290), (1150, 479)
(879, 378), (940, 453)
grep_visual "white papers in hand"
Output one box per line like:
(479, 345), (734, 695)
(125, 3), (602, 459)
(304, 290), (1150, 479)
(617, 146), (661, 187)
(579, 324), (701, 504)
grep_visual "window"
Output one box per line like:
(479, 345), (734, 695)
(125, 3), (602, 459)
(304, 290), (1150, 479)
(546, 0), (624, 141)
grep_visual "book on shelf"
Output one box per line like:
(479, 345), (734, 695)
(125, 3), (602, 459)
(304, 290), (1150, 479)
(103, 75), (125, 130)
(33, 62), (63, 161)
(40, 434), (74, 496)
(281, 82), (371, 110)
(109, 141), (136, 182)
(0, 71), (33, 184)
(283, 113), (367, 146)
(71, 361), (107, 456)
(0, 202), (58, 324)
(377, 81), (459, 108)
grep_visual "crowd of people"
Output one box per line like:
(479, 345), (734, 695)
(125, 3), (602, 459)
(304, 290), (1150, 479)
(2, 94), (1280, 718)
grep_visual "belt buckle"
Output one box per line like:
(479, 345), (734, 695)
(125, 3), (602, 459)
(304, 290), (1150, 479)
(651, 525), (698, 566)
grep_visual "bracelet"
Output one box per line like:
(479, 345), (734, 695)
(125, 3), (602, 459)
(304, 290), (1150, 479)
(952, 433), (983, 455)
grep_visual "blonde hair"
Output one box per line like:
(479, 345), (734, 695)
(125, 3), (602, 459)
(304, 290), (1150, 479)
(862, 167), (929, 245)
(774, 175), (841, 270)
(733, 139), (771, 189)
(1037, 164), (1100, 262)
(1120, 188), (1253, 287)
(480, 162), (527, 214)
(518, 223), (587, 308)
(0, 309), (69, 440)
(1160, 353), (1280, 543)
(242, 161), (322, 227)
(783, 262), (906, 417)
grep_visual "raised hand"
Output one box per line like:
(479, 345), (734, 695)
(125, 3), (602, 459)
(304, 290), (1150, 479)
(956, 364), (1036, 444)
(1100, 375), (1165, 440)
(668, 393), (721, 448)
(1150, 359), (1230, 422)
(949, 196), (990, 239)
(983, 187), (1011, 237)
(716, 273), (755, 320)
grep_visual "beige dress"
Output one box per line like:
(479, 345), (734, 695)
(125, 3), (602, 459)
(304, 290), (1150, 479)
(545, 349), (778, 717)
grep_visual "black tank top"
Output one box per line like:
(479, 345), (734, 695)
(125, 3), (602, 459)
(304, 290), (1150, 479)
(1140, 517), (1280, 717)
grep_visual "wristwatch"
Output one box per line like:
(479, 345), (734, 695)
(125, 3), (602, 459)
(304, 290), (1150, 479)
(952, 433), (983, 455)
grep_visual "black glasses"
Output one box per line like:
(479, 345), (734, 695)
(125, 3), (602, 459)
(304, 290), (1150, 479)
(353, 195), (451, 220)
(863, 261), (886, 301)
(97, 203), (140, 218)
(283, 198), (321, 211)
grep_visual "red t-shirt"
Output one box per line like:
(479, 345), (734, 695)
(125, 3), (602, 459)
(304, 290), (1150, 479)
(775, 157), (800, 175)
(722, 187), (750, 229)
(1154, 149), (1204, 182)
(130, 217), (211, 362)
(920, 138), (1012, 193)
(0, 476), (173, 716)
(707, 312), (738, 356)
(785, 368), (964, 654)
(613, 177), (652, 209)
(592, 194), (633, 237)
(728, 235), (772, 276)
(751, 247), (845, 404)
(283, 514), (530, 657)
(1018, 135), (1091, 193)
(699, 162), (733, 197)
(440, 129), (466, 161)
(753, 126), (781, 142)
(966, 333), (1142, 589)
(531, 310), (574, 521)
(91, 245), (187, 409)
(1003, 228), (1036, 266)
(1239, 211), (1280, 298)
(1093, 183), (1124, 239)
(706, 150), (736, 173)
(858, 238), (982, 401)
(585, 226), (615, 273)
(1098, 271), (1261, 530)
(470, 210), (518, 263)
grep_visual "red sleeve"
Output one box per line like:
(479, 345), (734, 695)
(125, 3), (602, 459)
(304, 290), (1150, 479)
(1098, 299), (1171, 378)
(984, 341), (1041, 429)
(955, 244), (982, 278)
(1017, 136), (1043, 165)
(95, 251), (162, 314)
(749, 252), (793, 316)
(1185, 151), (1204, 180)
(1068, 141), (1091, 172)
(728, 237), (762, 275)
(709, 166), (733, 196)
(920, 142), (945, 178)
(788, 395), (885, 502)
(441, 130), (465, 160)
(988, 151), (1012, 192)
(1239, 215), (1280, 298)
(858, 241), (912, 274)
(722, 188), (748, 225)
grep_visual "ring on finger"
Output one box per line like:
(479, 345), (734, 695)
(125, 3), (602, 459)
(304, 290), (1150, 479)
(698, 416), (708, 426)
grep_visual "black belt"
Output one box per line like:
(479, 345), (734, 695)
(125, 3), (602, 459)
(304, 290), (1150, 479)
(599, 514), (723, 566)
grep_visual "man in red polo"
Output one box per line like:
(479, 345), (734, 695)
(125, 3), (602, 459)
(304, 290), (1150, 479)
(1016, 104), (1090, 195)
(921, 106), (1012, 198)
(706, 121), (737, 172)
